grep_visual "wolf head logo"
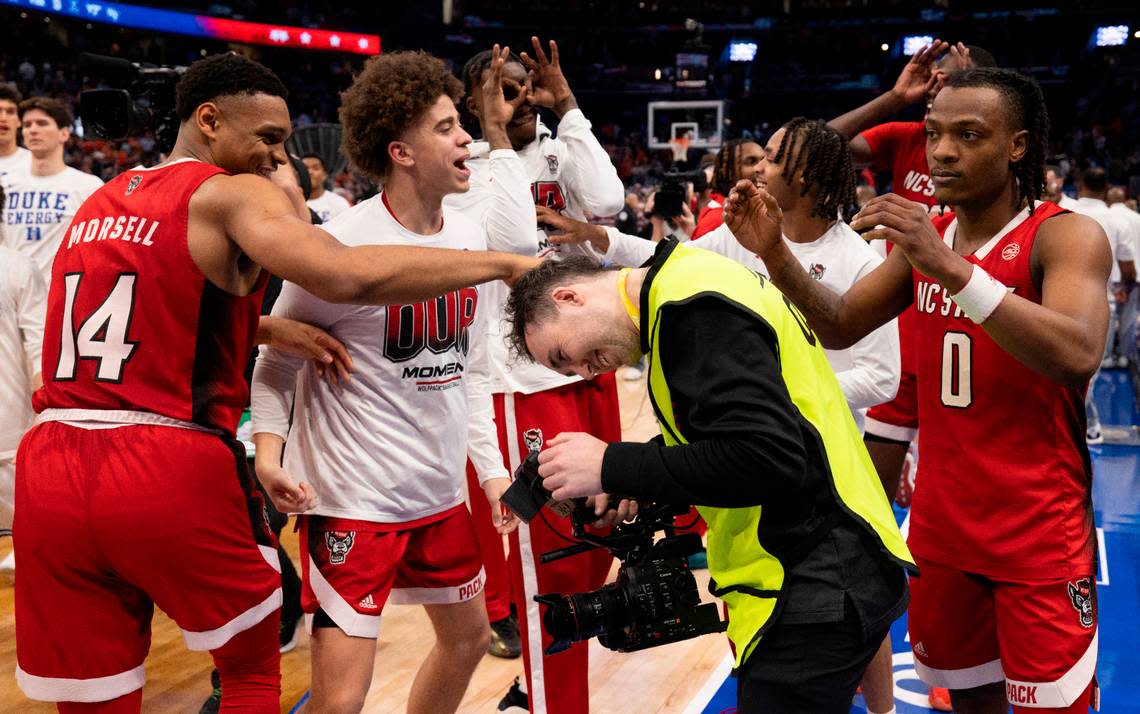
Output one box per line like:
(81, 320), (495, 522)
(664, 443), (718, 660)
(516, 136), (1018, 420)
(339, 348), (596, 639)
(325, 531), (356, 565)
(523, 428), (543, 454)
(1067, 578), (1094, 629)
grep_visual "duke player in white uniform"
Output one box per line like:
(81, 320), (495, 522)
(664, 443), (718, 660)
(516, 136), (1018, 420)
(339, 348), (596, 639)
(251, 52), (519, 714)
(0, 187), (46, 561)
(444, 37), (626, 714)
(0, 86), (32, 186)
(2, 97), (102, 283)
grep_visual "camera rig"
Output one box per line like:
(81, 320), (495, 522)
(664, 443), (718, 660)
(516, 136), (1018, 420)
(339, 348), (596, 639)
(501, 451), (726, 655)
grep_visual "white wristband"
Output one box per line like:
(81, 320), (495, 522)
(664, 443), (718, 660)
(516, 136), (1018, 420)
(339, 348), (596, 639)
(949, 264), (1007, 324)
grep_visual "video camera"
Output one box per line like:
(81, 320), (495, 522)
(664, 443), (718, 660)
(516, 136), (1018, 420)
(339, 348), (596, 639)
(648, 169), (705, 220)
(78, 53), (185, 155)
(501, 451), (726, 655)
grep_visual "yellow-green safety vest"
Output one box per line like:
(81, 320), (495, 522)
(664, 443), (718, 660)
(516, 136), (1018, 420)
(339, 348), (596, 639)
(640, 241), (914, 668)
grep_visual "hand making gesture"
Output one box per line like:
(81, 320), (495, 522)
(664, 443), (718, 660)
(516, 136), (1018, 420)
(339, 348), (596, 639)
(890, 38), (950, 107)
(479, 43), (530, 148)
(520, 36), (577, 117)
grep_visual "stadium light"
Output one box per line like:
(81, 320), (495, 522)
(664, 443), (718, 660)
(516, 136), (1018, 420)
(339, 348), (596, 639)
(1093, 25), (1129, 47)
(727, 40), (758, 62)
(902, 35), (934, 56)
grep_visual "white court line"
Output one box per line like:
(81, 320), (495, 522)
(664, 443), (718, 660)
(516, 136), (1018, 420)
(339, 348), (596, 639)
(681, 651), (735, 714)
(1097, 527), (1110, 586)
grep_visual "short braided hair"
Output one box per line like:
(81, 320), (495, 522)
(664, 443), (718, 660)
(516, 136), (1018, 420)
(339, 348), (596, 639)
(711, 139), (748, 196)
(943, 68), (1049, 214)
(772, 118), (855, 220)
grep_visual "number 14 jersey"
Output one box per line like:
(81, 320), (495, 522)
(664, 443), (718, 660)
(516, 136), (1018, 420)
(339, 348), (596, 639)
(34, 159), (266, 435)
(909, 201), (1095, 580)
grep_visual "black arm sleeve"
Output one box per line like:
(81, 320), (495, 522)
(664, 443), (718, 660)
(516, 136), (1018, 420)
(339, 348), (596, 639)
(600, 297), (808, 508)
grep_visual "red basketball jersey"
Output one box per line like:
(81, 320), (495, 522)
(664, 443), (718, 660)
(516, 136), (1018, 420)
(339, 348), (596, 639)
(34, 159), (267, 435)
(860, 121), (937, 207)
(908, 201), (1095, 579)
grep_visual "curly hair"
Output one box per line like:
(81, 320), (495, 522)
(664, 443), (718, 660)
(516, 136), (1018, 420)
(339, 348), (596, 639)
(772, 118), (856, 220)
(18, 96), (72, 129)
(175, 52), (287, 122)
(943, 68), (1049, 214)
(340, 51), (463, 181)
(505, 255), (607, 361)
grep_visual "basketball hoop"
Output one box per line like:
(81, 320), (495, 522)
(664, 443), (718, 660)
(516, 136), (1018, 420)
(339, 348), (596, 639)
(669, 135), (690, 163)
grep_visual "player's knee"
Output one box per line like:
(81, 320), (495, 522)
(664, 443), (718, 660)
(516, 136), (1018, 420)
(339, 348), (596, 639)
(312, 688), (369, 714)
(441, 618), (492, 663)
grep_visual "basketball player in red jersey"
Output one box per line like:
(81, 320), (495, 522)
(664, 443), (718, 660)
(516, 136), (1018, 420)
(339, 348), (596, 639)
(829, 42), (996, 712)
(14, 52), (535, 713)
(726, 68), (1110, 713)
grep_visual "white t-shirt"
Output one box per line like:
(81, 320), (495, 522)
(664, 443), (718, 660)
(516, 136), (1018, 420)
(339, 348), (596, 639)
(306, 190), (351, 224)
(1069, 197), (1134, 293)
(251, 193), (507, 523)
(0, 246), (46, 459)
(0, 147), (32, 187)
(445, 109), (627, 396)
(1109, 202), (1140, 265)
(2, 166), (103, 282)
(602, 221), (901, 431)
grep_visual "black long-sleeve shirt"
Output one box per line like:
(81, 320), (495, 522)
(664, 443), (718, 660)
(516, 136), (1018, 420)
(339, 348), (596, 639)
(600, 296), (906, 631)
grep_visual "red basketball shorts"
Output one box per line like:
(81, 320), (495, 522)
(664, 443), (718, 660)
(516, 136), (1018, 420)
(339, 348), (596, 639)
(299, 504), (485, 639)
(908, 555), (1098, 712)
(14, 421), (281, 703)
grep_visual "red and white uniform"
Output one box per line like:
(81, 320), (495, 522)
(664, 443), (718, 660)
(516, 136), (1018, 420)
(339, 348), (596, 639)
(907, 202), (1098, 711)
(445, 108), (626, 714)
(861, 121), (938, 444)
(15, 159), (281, 703)
(251, 193), (504, 637)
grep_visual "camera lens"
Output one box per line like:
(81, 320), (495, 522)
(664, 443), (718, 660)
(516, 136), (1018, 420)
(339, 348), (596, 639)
(535, 584), (629, 654)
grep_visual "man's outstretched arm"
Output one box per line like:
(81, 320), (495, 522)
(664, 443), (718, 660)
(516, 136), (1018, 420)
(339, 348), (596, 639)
(203, 174), (538, 305)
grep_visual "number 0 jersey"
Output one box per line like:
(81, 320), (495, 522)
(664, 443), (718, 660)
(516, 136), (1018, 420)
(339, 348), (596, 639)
(33, 159), (267, 435)
(909, 201), (1095, 579)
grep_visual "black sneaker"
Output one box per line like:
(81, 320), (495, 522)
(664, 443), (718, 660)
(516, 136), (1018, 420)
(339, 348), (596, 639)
(280, 612), (302, 653)
(497, 677), (529, 712)
(198, 669), (221, 714)
(488, 615), (521, 659)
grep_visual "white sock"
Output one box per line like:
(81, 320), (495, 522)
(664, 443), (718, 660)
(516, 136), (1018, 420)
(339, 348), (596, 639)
(867, 708), (896, 714)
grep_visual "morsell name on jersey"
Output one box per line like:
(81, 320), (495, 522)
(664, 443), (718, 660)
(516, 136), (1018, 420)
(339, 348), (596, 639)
(65, 215), (160, 249)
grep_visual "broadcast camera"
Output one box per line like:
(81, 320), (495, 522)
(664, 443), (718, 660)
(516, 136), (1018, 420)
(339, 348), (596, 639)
(648, 168), (706, 220)
(78, 53), (185, 155)
(501, 451), (726, 655)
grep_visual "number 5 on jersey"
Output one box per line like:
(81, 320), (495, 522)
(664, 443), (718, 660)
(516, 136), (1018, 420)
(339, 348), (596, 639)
(55, 273), (140, 383)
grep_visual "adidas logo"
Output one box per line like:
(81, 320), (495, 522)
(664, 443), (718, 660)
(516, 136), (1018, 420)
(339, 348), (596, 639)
(358, 594), (379, 610)
(915, 641), (928, 658)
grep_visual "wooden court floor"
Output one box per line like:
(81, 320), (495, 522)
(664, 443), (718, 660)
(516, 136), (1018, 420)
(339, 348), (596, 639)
(0, 373), (731, 712)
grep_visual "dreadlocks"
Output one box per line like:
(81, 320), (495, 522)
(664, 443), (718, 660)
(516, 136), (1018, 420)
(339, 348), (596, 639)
(711, 139), (748, 196)
(943, 68), (1049, 214)
(772, 118), (855, 220)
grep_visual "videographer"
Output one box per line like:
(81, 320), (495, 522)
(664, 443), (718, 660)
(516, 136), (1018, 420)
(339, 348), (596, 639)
(503, 244), (915, 713)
